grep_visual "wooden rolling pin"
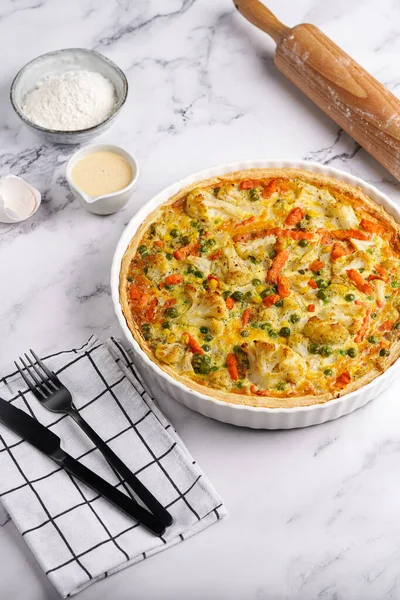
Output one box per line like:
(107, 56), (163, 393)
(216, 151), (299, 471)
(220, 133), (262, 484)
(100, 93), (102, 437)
(233, 0), (400, 181)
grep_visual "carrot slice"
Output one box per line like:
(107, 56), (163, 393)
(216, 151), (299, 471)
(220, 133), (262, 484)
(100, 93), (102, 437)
(261, 180), (278, 198)
(367, 266), (389, 283)
(165, 274), (183, 285)
(154, 240), (164, 248)
(285, 207), (305, 226)
(262, 294), (281, 307)
(307, 304), (315, 312)
(266, 249), (289, 284)
(129, 286), (141, 302)
(319, 229), (370, 242)
(138, 293), (150, 308)
(308, 279), (318, 289)
(226, 297), (235, 310)
(163, 298), (177, 313)
(354, 308), (371, 343)
(209, 250), (222, 260)
(331, 242), (352, 261)
(346, 269), (373, 295)
(173, 241), (200, 261)
(234, 216), (256, 228)
(184, 332), (204, 354)
(360, 218), (386, 235)
(226, 353), (239, 380)
(240, 179), (263, 190)
(310, 260), (324, 272)
(145, 297), (158, 321)
(277, 274), (291, 298)
(378, 319), (393, 331)
(335, 371), (351, 389)
(233, 227), (313, 244)
(241, 308), (252, 327)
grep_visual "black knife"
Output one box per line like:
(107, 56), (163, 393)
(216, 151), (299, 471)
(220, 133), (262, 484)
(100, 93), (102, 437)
(0, 398), (166, 536)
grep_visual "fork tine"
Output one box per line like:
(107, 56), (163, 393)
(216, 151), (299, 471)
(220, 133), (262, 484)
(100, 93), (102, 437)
(25, 353), (58, 392)
(29, 349), (60, 386)
(19, 356), (50, 399)
(14, 360), (46, 399)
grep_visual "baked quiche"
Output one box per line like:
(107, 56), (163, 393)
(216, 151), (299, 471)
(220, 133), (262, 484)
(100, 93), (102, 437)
(120, 169), (400, 408)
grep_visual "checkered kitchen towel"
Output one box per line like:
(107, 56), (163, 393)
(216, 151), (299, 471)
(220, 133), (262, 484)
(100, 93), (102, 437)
(0, 337), (226, 597)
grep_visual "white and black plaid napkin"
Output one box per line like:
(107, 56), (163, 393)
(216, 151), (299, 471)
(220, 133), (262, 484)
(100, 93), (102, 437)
(0, 337), (226, 597)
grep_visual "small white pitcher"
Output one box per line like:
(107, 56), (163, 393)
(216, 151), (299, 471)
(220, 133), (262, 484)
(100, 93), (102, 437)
(66, 144), (139, 215)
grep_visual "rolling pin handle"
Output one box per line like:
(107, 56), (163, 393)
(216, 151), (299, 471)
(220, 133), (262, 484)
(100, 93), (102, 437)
(233, 0), (290, 44)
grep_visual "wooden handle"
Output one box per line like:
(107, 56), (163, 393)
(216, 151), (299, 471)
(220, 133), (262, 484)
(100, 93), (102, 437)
(234, 0), (400, 181)
(233, 0), (289, 43)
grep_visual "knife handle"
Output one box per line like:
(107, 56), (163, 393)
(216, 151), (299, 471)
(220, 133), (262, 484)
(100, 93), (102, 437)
(67, 407), (173, 527)
(58, 453), (166, 536)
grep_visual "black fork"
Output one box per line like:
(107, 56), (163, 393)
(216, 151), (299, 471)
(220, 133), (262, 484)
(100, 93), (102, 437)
(15, 349), (173, 527)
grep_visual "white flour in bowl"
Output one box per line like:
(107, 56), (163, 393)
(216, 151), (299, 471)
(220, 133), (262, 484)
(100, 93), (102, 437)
(22, 69), (116, 131)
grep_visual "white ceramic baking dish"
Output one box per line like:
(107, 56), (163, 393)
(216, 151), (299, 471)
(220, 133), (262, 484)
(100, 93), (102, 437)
(111, 159), (400, 429)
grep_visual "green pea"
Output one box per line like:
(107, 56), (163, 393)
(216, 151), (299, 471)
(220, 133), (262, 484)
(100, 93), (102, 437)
(138, 245), (148, 256)
(260, 322), (271, 330)
(338, 349), (346, 356)
(222, 291), (231, 300)
(202, 345), (211, 352)
(252, 278), (262, 286)
(379, 348), (390, 357)
(213, 187), (220, 197)
(320, 346), (333, 357)
(276, 381), (286, 391)
(240, 330), (249, 337)
(345, 294), (355, 302)
(165, 307), (178, 318)
(347, 348), (357, 358)
(181, 235), (190, 246)
(200, 326), (209, 334)
(194, 270), (204, 278)
(249, 256), (257, 264)
(275, 299), (284, 307)
(162, 322), (171, 329)
(371, 313), (377, 319)
(166, 253), (173, 260)
(164, 284), (173, 291)
(171, 229), (180, 238)
(368, 335), (379, 344)
(269, 249), (277, 259)
(244, 291), (253, 303)
(191, 221), (200, 228)
(305, 214), (311, 221)
(192, 354), (212, 375)
(324, 369), (333, 376)
(141, 323), (151, 340)
(391, 281), (400, 288)
(298, 239), (308, 247)
(308, 343), (320, 355)
(358, 268), (365, 273)
(204, 334), (214, 342)
(150, 224), (156, 235)
(127, 276), (134, 282)
(317, 289), (328, 301)
(268, 330), (278, 338)
(231, 291), (244, 302)
(394, 322), (400, 330)
(279, 327), (291, 338)
(249, 188), (260, 202)
(290, 314), (300, 324)
(202, 280), (209, 289)
(260, 288), (271, 299)
(251, 322), (259, 328)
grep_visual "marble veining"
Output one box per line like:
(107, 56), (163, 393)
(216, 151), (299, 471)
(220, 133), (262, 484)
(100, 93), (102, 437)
(1, 0), (400, 598)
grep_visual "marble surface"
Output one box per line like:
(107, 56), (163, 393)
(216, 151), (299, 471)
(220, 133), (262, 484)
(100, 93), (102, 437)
(1, 0), (400, 598)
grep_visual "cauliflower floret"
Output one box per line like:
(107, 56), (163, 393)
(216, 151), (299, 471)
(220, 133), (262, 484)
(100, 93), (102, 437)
(350, 238), (375, 252)
(334, 203), (359, 229)
(236, 235), (276, 262)
(180, 291), (226, 333)
(372, 279), (386, 306)
(208, 369), (233, 390)
(186, 255), (211, 277)
(302, 316), (349, 345)
(213, 241), (254, 285)
(146, 253), (169, 282)
(155, 343), (185, 365)
(245, 340), (306, 389)
(179, 352), (194, 373)
(186, 187), (249, 223)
